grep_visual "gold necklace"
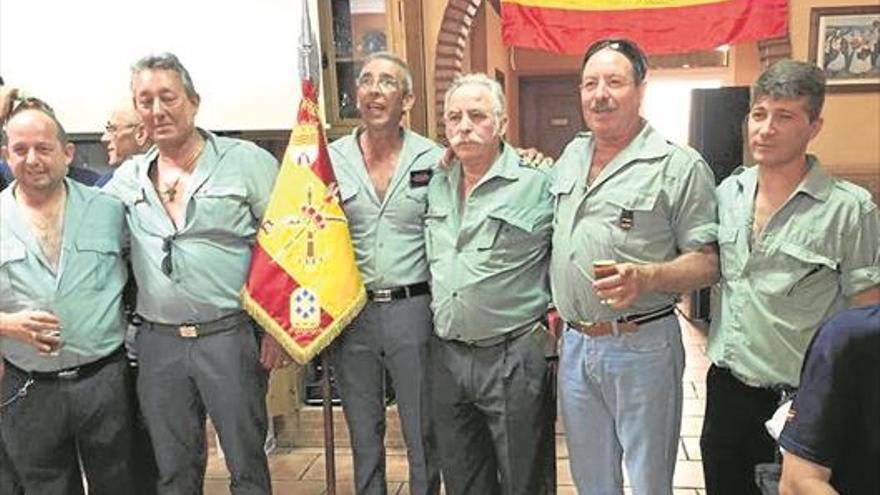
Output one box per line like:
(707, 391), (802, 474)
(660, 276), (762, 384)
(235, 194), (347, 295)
(157, 140), (205, 203)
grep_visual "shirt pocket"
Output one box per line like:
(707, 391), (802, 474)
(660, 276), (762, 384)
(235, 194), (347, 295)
(74, 237), (122, 290)
(479, 207), (548, 258)
(606, 191), (670, 254)
(777, 241), (839, 312)
(191, 186), (252, 233)
(424, 207), (449, 263)
(717, 226), (741, 278)
(549, 176), (576, 227)
(0, 237), (27, 298)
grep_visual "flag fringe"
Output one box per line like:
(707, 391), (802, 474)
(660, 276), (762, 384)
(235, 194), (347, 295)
(241, 287), (367, 365)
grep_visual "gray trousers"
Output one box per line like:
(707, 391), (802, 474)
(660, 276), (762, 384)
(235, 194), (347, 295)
(429, 326), (556, 495)
(331, 294), (440, 495)
(136, 322), (270, 495)
(0, 352), (136, 495)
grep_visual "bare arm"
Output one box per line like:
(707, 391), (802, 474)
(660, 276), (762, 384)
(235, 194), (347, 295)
(779, 451), (837, 495)
(595, 244), (719, 310)
(851, 286), (880, 308)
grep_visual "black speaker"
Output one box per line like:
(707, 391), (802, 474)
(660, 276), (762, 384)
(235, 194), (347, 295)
(688, 86), (750, 321)
(689, 86), (751, 185)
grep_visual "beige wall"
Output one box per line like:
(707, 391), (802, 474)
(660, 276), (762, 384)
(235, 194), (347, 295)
(790, 0), (880, 171)
(420, 0), (878, 170)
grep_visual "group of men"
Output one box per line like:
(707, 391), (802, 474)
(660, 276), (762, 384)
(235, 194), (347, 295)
(0, 36), (877, 495)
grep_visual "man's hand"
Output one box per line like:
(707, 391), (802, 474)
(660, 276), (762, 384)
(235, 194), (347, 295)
(0, 85), (19, 122)
(592, 262), (653, 310)
(516, 147), (554, 168)
(0, 310), (62, 353)
(259, 333), (293, 370)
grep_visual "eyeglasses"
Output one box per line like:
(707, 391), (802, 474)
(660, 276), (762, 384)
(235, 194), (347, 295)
(356, 74), (400, 93)
(6, 95), (56, 122)
(161, 236), (174, 276)
(104, 122), (139, 135)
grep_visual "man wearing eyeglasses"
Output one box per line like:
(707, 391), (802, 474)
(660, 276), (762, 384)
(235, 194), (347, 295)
(101, 53), (280, 495)
(550, 38), (719, 495)
(0, 98), (136, 494)
(327, 51), (442, 495)
(95, 103), (152, 187)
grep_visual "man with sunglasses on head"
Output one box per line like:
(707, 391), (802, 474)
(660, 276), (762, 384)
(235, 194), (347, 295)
(0, 97), (137, 494)
(101, 53), (280, 495)
(327, 51), (441, 495)
(550, 38), (719, 495)
(0, 77), (102, 189)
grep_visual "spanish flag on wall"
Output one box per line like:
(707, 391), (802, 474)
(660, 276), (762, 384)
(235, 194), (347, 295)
(242, 79), (366, 365)
(502, 0), (788, 55)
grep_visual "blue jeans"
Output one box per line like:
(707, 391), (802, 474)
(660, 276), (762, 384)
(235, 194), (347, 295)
(559, 315), (684, 495)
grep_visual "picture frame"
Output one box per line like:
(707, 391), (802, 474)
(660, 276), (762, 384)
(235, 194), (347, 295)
(808, 5), (880, 93)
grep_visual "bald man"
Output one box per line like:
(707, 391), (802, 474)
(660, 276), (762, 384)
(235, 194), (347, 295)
(96, 104), (151, 186)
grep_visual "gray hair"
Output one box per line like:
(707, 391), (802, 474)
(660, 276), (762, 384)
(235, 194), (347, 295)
(443, 73), (506, 120)
(359, 52), (413, 96)
(753, 60), (826, 122)
(131, 52), (199, 101)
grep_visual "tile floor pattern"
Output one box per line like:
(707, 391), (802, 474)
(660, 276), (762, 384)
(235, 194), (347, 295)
(205, 317), (710, 494)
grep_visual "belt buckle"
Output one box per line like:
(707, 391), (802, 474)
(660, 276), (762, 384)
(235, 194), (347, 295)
(372, 289), (393, 303)
(57, 369), (79, 380)
(178, 324), (199, 338)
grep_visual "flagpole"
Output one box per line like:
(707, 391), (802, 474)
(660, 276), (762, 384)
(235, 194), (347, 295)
(321, 352), (337, 495)
(299, 2), (336, 493)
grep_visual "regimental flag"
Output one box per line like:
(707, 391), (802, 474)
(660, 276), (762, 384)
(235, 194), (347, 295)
(501, 0), (788, 55)
(241, 78), (366, 365)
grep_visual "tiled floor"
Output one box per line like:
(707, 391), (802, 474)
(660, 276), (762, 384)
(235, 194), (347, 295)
(205, 316), (710, 494)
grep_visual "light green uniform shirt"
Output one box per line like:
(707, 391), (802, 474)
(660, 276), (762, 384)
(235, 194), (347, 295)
(102, 129), (278, 323)
(709, 156), (880, 387)
(425, 143), (553, 342)
(329, 128), (442, 289)
(550, 122), (718, 323)
(0, 179), (127, 371)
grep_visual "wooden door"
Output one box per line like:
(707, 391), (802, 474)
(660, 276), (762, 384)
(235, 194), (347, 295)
(519, 76), (583, 159)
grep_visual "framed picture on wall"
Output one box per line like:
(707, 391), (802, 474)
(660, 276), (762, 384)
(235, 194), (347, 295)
(808, 5), (880, 93)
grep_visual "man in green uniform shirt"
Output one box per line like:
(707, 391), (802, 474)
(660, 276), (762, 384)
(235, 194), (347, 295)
(328, 52), (441, 495)
(551, 38), (719, 495)
(425, 73), (555, 495)
(701, 59), (880, 495)
(0, 98), (136, 494)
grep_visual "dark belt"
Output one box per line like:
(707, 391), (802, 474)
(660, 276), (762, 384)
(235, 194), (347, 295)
(568, 305), (676, 338)
(448, 320), (539, 348)
(5, 346), (125, 381)
(143, 311), (251, 339)
(367, 282), (430, 303)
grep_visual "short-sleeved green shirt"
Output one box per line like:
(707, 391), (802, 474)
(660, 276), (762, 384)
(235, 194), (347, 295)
(102, 130), (278, 323)
(425, 143), (553, 342)
(329, 128), (443, 289)
(1, 179), (128, 371)
(550, 122), (718, 323)
(709, 156), (880, 387)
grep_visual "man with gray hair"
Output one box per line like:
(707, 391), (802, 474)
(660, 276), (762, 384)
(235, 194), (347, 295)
(102, 52), (282, 495)
(424, 72), (556, 495)
(702, 59), (880, 495)
(328, 51), (441, 495)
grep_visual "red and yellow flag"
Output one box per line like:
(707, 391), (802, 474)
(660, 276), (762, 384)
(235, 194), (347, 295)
(242, 79), (366, 365)
(502, 0), (788, 55)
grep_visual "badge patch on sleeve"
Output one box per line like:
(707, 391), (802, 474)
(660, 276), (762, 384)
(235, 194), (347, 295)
(409, 169), (433, 188)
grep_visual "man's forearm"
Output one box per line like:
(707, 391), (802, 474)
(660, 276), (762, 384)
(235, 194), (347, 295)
(643, 245), (719, 294)
(780, 453), (837, 495)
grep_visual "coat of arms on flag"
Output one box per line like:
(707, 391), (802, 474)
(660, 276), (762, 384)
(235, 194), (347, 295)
(242, 79), (366, 365)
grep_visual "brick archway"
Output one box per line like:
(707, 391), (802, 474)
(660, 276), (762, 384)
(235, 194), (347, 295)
(433, 0), (484, 138)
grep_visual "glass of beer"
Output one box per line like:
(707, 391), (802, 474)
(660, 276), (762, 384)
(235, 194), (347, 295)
(592, 224), (618, 281)
(25, 296), (63, 357)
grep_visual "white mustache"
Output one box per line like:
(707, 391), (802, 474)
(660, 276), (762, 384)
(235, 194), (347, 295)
(449, 133), (486, 147)
(591, 100), (616, 113)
